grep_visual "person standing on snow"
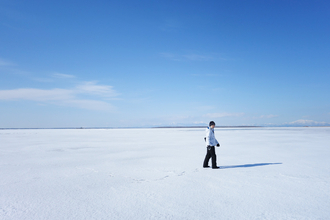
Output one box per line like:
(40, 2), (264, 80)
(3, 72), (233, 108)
(203, 121), (220, 169)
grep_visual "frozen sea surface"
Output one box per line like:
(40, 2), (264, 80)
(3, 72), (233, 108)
(0, 127), (329, 220)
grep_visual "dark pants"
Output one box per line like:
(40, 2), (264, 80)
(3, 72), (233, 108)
(203, 146), (217, 168)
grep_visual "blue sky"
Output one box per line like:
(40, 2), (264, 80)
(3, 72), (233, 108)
(1, 0), (329, 128)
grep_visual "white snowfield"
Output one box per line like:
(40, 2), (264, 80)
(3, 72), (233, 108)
(0, 127), (329, 220)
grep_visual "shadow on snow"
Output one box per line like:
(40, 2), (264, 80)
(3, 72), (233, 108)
(220, 163), (282, 169)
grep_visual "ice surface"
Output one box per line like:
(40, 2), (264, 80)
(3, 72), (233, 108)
(1, 127), (329, 219)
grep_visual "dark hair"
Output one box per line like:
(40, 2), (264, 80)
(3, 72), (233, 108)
(209, 121), (215, 126)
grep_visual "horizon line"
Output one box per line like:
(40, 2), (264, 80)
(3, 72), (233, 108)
(1, 125), (329, 130)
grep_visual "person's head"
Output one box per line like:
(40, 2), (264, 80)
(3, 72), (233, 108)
(209, 121), (215, 128)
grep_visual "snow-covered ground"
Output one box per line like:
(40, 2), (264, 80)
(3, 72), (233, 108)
(1, 127), (329, 220)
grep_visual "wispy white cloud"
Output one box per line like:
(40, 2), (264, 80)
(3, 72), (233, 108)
(0, 88), (75, 101)
(183, 54), (213, 61)
(33, 72), (75, 82)
(0, 58), (32, 77)
(203, 112), (245, 118)
(52, 73), (76, 79)
(0, 58), (14, 66)
(0, 81), (119, 111)
(76, 81), (119, 98)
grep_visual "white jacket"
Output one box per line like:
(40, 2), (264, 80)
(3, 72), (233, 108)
(205, 127), (219, 147)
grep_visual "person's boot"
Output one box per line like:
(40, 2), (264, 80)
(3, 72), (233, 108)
(203, 166), (210, 168)
(212, 166), (220, 169)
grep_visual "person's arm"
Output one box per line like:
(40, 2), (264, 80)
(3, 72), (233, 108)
(206, 129), (211, 146)
(214, 131), (220, 146)
(215, 138), (219, 146)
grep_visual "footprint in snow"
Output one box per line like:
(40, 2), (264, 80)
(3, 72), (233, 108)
(178, 171), (185, 176)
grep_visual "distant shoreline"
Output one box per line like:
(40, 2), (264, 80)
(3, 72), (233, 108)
(1, 126), (329, 130)
(0, 126), (261, 130)
(154, 126), (262, 128)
